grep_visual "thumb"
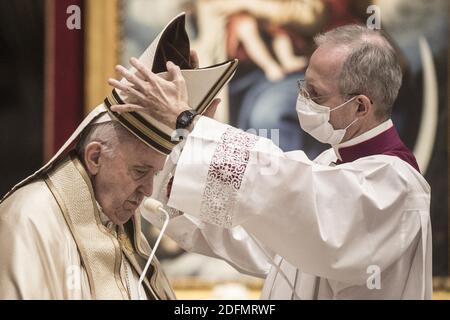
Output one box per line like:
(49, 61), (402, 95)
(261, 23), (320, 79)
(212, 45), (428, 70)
(203, 98), (221, 119)
(166, 61), (184, 82)
(190, 49), (200, 69)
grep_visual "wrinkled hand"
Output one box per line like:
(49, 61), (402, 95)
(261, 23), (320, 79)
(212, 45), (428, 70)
(108, 51), (220, 130)
(108, 58), (191, 130)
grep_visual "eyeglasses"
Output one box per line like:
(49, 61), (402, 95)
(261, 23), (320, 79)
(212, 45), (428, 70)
(296, 79), (334, 103)
(297, 79), (372, 104)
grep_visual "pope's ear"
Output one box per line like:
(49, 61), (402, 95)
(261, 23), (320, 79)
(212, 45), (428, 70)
(84, 142), (103, 175)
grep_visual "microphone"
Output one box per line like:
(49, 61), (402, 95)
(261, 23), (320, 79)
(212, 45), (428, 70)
(142, 197), (182, 222)
(144, 198), (164, 214)
(138, 198), (170, 300)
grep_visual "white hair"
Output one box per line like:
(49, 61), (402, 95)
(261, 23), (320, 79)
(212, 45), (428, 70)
(314, 24), (403, 119)
(75, 121), (136, 159)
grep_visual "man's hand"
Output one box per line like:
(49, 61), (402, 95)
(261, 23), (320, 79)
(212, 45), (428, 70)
(108, 52), (221, 131)
(108, 58), (191, 130)
(190, 49), (200, 69)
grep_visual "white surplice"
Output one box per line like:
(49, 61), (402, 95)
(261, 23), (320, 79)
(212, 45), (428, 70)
(142, 117), (432, 300)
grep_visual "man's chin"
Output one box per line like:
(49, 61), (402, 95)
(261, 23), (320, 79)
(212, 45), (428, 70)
(114, 209), (136, 225)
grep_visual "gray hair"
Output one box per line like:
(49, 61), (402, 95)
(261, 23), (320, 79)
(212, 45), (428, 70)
(314, 25), (402, 119)
(75, 121), (136, 160)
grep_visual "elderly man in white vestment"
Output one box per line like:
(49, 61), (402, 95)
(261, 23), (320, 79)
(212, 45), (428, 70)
(0, 14), (207, 300)
(109, 24), (432, 299)
(0, 116), (178, 300)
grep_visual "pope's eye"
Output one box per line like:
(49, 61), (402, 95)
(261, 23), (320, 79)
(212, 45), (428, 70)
(133, 169), (147, 177)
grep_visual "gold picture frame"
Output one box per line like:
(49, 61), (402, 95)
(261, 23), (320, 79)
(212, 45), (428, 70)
(84, 0), (122, 114)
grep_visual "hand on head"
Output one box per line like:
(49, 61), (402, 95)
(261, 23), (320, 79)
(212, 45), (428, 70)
(108, 50), (221, 130)
(108, 58), (190, 129)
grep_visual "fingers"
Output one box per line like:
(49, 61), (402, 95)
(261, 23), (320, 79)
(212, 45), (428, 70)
(134, 70), (146, 81)
(115, 65), (148, 92)
(166, 61), (185, 83)
(130, 57), (159, 84)
(190, 49), (200, 69)
(110, 104), (145, 114)
(108, 78), (147, 101)
(203, 98), (221, 119)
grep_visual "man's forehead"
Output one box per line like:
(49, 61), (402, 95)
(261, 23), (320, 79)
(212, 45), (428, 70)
(306, 44), (349, 85)
(120, 139), (166, 168)
(127, 155), (166, 171)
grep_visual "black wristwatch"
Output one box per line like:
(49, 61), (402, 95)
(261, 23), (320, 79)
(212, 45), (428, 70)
(176, 109), (199, 130)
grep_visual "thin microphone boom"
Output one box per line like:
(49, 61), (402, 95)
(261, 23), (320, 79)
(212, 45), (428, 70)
(138, 199), (170, 300)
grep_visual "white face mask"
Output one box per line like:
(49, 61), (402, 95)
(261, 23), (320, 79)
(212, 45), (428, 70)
(296, 93), (358, 145)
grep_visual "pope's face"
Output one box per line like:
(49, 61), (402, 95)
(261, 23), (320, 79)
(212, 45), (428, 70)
(92, 139), (166, 225)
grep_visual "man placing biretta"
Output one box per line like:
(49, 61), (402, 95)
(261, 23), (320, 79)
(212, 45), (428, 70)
(110, 25), (432, 299)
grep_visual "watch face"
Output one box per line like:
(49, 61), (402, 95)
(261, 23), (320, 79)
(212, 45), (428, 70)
(180, 116), (188, 126)
(177, 110), (196, 129)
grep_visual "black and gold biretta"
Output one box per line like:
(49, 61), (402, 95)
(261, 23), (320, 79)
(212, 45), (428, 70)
(104, 13), (238, 155)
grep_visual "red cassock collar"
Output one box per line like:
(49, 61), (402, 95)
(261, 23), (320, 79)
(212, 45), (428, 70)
(336, 125), (421, 173)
